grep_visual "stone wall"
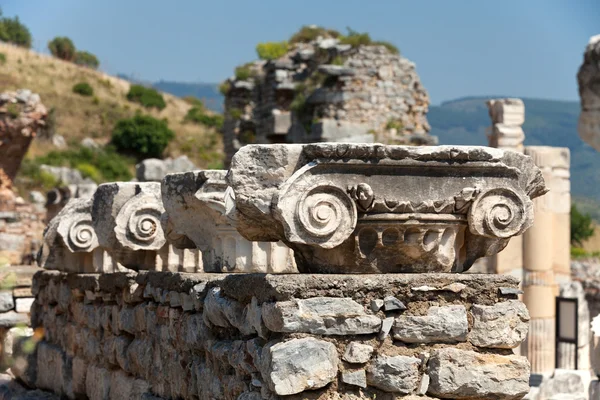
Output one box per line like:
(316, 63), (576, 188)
(13, 142), (548, 399)
(21, 270), (530, 400)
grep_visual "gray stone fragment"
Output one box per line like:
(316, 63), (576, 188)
(427, 348), (530, 399)
(342, 343), (373, 364)
(262, 297), (381, 335)
(262, 338), (338, 396)
(393, 305), (468, 343)
(370, 299), (383, 312)
(441, 283), (466, 293)
(0, 291), (14, 312)
(367, 355), (421, 393)
(499, 287), (524, 295)
(469, 300), (529, 349)
(383, 296), (406, 311)
(341, 369), (367, 388)
(318, 65), (356, 76)
(0, 311), (29, 328)
(379, 317), (394, 340)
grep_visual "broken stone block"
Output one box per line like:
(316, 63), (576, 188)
(469, 300), (529, 349)
(161, 170), (296, 273)
(366, 355), (421, 393)
(578, 35), (600, 151)
(342, 343), (373, 364)
(341, 369), (367, 388)
(261, 338), (338, 396)
(393, 305), (468, 343)
(427, 348), (530, 399)
(262, 297), (381, 335)
(0, 291), (14, 312)
(383, 295), (406, 311)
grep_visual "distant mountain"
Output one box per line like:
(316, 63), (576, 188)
(152, 81), (223, 113)
(429, 97), (600, 211)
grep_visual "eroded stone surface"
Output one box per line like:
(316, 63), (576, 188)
(427, 348), (530, 399)
(262, 297), (381, 335)
(578, 35), (600, 151)
(228, 143), (547, 273)
(469, 300), (529, 349)
(262, 338), (338, 395)
(393, 305), (468, 343)
(366, 355), (421, 393)
(342, 343), (373, 364)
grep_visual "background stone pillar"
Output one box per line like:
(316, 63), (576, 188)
(483, 99), (526, 280)
(523, 146), (558, 375)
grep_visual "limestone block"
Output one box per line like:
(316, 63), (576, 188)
(161, 170), (296, 273)
(0, 291), (14, 313)
(393, 305), (468, 343)
(366, 355), (421, 393)
(15, 298), (34, 314)
(35, 342), (66, 396)
(342, 342), (373, 364)
(538, 369), (588, 400)
(341, 369), (367, 388)
(427, 348), (530, 399)
(262, 297), (381, 335)
(469, 300), (530, 349)
(228, 143), (547, 273)
(261, 338), (338, 396)
(85, 364), (111, 400)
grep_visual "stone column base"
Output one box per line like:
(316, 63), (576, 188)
(22, 271), (531, 399)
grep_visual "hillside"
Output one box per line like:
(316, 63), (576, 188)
(0, 42), (223, 178)
(427, 97), (600, 216)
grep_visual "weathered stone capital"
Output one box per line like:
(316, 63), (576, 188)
(227, 143), (547, 273)
(38, 198), (98, 269)
(92, 182), (166, 252)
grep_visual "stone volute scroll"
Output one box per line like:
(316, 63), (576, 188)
(38, 198), (99, 272)
(578, 34), (600, 151)
(161, 170), (296, 273)
(92, 182), (166, 270)
(227, 143), (548, 273)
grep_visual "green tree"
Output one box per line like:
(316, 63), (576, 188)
(74, 50), (99, 69)
(0, 10), (31, 48)
(111, 114), (174, 159)
(48, 36), (76, 61)
(72, 82), (94, 96)
(571, 204), (595, 247)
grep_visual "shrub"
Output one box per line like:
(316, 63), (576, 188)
(6, 103), (19, 118)
(289, 26), (340, 44)
(72, 82), (94, 96)
(256, 41), (289, 60)
(126, 84), (166, 110)
(571, 204), (595, 247)
(339, 28), (372, 48)
(373, 40), (400, 55)
(75, 163), (101, 182)
(0, 52), (5, 64)
(111, 114), (174, 159)
(184, 106), (224, 129)
(0, 13), (32, 48)
(33, 146), (133, 182)
(219, 81), (231, 95)
(74, 50), (99, 69)
(182, 96), (204, 107)
(228, 108), (243, 120)
(235, 65), (255, 81)
(48, 36), (76, 61)
(385, 119), (403, 131)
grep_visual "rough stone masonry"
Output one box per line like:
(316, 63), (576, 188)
(14, 143), (545, 400)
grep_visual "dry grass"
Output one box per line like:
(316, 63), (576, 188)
(0, 42), (223, 168)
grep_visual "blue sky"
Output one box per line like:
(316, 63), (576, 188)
(2, 0), (599, 104)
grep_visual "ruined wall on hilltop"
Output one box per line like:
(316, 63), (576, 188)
(222, 37), (433, 166)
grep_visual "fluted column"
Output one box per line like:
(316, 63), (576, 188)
(523, 146), (560, 374)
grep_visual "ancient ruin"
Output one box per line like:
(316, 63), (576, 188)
(578, 34), (600, 151)
(222, 28), (434, 167)
(6, 142), (546, 399)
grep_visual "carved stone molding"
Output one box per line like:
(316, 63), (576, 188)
(228, 143), (548, 273)
(162, 170), (297, 273)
